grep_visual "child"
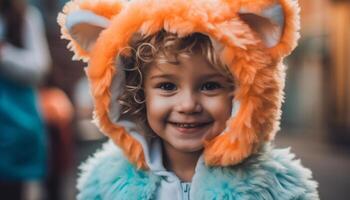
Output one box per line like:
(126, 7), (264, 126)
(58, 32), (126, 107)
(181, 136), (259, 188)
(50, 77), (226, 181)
(58, 0), (319, 199)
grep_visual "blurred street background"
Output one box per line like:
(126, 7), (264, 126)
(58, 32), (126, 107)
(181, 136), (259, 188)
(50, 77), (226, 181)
(1, 0), (350, 199)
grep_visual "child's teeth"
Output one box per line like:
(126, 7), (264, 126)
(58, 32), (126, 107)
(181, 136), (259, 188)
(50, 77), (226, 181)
(177, 123), (198, 128)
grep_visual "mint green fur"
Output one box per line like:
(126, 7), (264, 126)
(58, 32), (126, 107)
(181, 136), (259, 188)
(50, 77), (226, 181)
(77, 142), (318, 200)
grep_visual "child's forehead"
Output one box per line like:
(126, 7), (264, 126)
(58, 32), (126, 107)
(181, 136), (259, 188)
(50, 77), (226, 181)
(147, 53), (224, 76)
(128, 31), (233, 81)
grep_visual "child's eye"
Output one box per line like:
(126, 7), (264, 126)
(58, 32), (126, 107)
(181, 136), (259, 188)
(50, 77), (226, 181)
(158, 82), (177, 91)
(201, 82), (222, 91)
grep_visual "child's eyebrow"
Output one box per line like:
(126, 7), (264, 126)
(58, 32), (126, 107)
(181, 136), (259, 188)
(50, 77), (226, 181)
(149, 74), (178, 80)
(150, 73), (226, 80)
(201, 74), (225, 79)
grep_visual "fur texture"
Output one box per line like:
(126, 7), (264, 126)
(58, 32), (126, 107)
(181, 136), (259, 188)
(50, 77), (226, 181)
(58, 0), (300, 168)
(77, 141), (319, 200)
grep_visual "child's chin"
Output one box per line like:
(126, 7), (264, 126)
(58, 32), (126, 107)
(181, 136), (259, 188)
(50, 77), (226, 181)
(173, 143), (204, 153)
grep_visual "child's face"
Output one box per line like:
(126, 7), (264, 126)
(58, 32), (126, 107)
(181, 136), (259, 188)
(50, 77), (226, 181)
(144, 53), (233, 153)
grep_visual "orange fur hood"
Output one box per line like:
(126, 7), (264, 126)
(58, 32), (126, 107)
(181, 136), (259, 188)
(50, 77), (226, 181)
(58, 0), (300, 169)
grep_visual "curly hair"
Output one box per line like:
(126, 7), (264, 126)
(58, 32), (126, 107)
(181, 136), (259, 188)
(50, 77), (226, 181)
(117, 30), (234, 132)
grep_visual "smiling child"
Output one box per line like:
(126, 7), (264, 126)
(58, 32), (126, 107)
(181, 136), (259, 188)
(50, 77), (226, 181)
(58, 0), (319, 199)
(132, 32), (234, 182)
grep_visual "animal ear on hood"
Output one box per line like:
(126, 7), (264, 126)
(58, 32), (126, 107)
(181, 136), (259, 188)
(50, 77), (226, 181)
(57, 0), (124, 62)
(238, 0), (300, 58)
(239, 3), (284, 48)
(65, 10), (110, 54)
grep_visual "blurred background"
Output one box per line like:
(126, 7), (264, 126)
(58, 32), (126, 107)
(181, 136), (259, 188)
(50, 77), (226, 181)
(0, 0), (349, 199)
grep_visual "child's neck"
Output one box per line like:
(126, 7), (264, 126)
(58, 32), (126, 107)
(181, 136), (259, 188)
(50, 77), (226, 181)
(162, 141), (202, 182)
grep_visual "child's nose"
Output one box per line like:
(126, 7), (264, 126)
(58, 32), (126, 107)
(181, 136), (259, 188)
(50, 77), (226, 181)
(175, 91), (202, 114)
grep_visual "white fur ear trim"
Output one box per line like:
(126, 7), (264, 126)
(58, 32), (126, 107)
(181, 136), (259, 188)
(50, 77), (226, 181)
(108, 57), (126, 123)
(231, 100), (240, 117)
(66, 10), (110, 52)
(239, 4), (284, 48)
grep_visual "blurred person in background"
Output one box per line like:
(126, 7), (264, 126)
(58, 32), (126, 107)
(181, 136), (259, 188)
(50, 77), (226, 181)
(39, 87), (74, 200)
(0, 0), (51, 199)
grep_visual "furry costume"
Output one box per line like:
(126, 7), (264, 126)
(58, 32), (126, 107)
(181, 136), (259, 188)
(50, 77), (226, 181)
(58, 0), (319, 199)
(77, 142), (318, 200)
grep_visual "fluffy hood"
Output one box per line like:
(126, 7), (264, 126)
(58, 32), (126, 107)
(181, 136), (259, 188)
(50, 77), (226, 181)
(58, 0), (300, 169)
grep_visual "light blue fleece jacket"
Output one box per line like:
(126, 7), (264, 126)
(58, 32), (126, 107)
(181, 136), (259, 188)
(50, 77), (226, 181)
(77, 139), (319, 200)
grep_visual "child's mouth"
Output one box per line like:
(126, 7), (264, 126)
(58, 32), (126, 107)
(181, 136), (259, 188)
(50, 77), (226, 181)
(168, 121), (212, 134)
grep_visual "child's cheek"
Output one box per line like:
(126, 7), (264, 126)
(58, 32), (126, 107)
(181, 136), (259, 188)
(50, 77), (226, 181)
(146, 94), (173, 124)
(202, 95), (232, 123)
